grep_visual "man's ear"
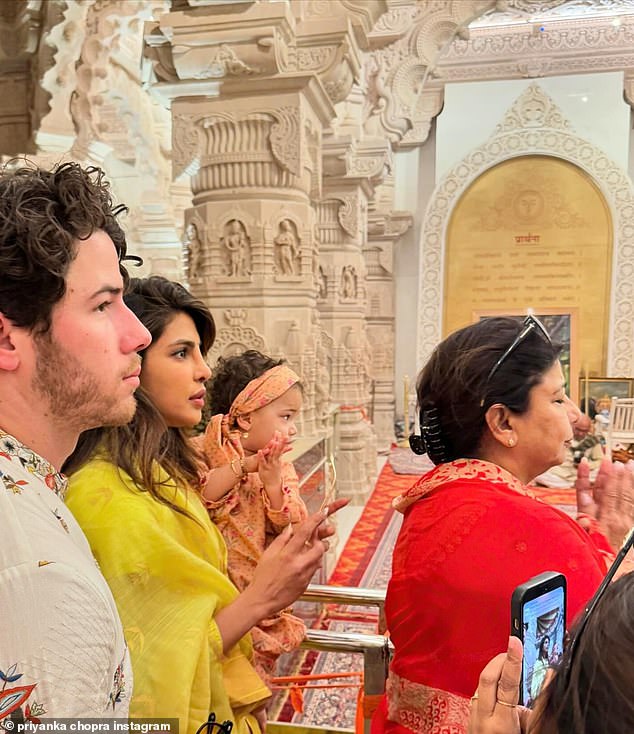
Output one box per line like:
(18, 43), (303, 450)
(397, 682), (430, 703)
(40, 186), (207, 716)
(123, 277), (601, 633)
(484, 403), (518, 448)
(236, 413), (252, 432)
(0, 313), (20, 372)
(0, 312), (20, 372)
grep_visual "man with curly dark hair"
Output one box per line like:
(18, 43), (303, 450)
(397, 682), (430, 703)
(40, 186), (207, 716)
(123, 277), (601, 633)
(0, 162), (150, 719)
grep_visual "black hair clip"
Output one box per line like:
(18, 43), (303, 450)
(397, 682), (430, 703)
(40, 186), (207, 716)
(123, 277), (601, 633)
(409, 419), (426, 456)
(409, 407), (449, 464)
(421, 407), (449, 464)
(195, 713), (233, 734)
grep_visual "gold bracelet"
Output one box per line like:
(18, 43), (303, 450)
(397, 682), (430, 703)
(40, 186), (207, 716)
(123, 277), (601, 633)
(229, 459), (241, 478)
(240, 457), (248, 476)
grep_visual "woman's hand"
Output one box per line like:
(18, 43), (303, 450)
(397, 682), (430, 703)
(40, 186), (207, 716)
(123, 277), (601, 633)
(247, 498), (348, 616)
(468, 636), (531, 734)
(575, 456), (600, 519)
(215, 499), (349, 653)
(576, 457), (634, 550)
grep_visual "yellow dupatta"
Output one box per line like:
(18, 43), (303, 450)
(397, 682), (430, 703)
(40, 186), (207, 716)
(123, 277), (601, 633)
(66, 458), (269, 734)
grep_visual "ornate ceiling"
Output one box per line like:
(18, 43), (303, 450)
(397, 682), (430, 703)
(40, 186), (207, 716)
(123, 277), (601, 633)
(472, 0), (634, 26)
(1, 0), (633, 157)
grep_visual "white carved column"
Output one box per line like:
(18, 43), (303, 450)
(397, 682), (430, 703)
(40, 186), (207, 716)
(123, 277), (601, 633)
(366, 209), (412, 452)
(7, 0), (182, 279)
(318, 132), (381, 501)
(144, 2), (387, 477)
(0, 0), (64, 155)
(171, 74), (332, 431)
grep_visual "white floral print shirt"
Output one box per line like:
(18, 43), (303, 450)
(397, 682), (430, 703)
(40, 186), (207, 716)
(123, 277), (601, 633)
(0, 431), (131, 721)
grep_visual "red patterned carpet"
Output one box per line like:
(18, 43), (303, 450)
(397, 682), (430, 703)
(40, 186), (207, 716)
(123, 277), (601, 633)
(271, 460), (410, 725)
(329, 462), (413, 586)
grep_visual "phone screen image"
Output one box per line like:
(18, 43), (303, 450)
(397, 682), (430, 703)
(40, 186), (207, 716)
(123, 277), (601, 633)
(521, 586), (565, 707)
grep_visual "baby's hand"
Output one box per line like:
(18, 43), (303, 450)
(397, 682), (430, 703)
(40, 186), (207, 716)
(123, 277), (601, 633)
(257, 431), (289, 493)
(261, 430), (292, 460)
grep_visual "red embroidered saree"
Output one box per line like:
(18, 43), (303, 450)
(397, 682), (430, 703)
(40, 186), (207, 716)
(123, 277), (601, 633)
(374, 459), (609, 734)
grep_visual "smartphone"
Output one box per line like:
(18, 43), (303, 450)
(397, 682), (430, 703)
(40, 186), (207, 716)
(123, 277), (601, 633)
(511, 571), (567, 706)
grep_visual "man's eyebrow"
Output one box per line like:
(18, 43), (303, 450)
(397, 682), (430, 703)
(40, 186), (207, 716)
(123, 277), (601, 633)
(89, 286), (122, 300)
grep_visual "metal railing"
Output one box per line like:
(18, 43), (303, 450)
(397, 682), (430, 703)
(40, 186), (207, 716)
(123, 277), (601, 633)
(302, 629), (393, 734)
(300, 584), (387, 634)
(283, 584), (391, 734)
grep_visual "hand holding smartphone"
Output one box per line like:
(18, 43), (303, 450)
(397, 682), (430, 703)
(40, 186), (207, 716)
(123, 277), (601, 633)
(511, 571), (567, 706)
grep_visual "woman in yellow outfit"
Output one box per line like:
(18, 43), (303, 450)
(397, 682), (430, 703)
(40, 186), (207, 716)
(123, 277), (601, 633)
(64, 276), (343, 734)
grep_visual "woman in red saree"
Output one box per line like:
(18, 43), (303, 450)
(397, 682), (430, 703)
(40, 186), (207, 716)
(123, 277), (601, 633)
(373, 316), (615, 734)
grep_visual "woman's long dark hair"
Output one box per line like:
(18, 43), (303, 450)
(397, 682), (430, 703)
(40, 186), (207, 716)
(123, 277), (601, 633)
(63, 276), (215, 520)
(535, 572), (634, 734)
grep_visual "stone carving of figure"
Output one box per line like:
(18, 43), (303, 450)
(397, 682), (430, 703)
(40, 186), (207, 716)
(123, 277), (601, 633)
(69, 89), (100, 151)
(183, 222), (202, 280)
(317, 266), (327, 299)
(274, 219), (299, 275)
(221, 219), (251, 277)
(340, 265), (357, 299)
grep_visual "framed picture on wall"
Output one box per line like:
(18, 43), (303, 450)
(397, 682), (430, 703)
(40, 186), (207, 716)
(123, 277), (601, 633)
(579, 378), (633, 413)
(473, 309), (579, 402)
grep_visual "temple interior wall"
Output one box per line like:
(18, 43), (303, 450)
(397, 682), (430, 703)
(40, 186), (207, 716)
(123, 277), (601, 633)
(437, 72), (631, 178)
(393, 70), (634, 411)
(393, 145), (423, 409)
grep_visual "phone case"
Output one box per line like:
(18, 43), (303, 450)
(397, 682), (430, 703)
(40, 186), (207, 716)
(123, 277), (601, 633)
(511, 571), (567, 706)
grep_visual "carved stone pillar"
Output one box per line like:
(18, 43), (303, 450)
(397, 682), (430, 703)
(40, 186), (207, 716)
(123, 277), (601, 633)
(0, 0), (65, 155)
(366, 209), (412, 452)
(144, 1), (391, 494)
(13, 0), (182, 280)
(168, 70), (332, 442)
(317, 132), (381, 501)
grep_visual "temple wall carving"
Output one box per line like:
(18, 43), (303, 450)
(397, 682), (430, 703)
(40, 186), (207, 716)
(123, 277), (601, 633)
(1, 0), (186, 281)
(137, 0), (424, 501)
(2, 0), (634, 500)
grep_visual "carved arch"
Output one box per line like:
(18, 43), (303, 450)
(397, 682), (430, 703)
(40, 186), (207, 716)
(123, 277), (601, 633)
(416, 84), (634, 377)
(209, 326), (267, 363)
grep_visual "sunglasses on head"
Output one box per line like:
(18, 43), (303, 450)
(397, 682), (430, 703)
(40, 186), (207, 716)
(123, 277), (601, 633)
(486, 314), (552, 383)
(480, 314), (552, 407)
(409, 314), (553, 455)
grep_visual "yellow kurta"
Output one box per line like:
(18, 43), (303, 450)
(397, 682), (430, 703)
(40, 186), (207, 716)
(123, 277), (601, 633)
(66, 458), (269, 734)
